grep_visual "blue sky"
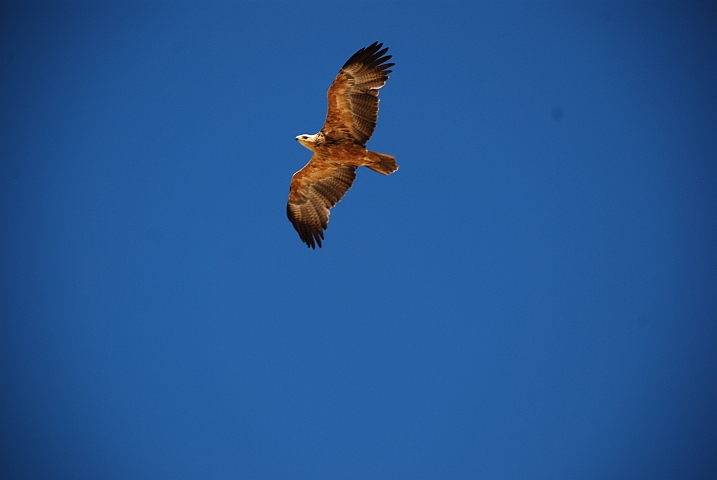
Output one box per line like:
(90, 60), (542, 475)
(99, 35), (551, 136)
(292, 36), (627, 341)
(1, 1), (716, 478)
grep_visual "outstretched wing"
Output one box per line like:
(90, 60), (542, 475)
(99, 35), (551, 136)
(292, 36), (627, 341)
(322, 42), (394, 146)
(287, 161), (357, 249)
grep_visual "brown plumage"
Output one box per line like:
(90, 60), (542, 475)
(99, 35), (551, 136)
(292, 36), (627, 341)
(287, 42), (398, 249)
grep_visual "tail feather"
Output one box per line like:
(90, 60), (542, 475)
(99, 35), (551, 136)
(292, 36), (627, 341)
(366, 152), (398, 175)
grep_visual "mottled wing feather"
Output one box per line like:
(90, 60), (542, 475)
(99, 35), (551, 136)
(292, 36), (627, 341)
(323, 42), (394, 146)
(287, 162), (357, 249)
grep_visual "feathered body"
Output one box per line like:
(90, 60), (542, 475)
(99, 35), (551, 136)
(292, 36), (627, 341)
(287, 42), (398, 248)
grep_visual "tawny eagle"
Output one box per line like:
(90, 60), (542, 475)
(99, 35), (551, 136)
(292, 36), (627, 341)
(287, 42), (398, 249)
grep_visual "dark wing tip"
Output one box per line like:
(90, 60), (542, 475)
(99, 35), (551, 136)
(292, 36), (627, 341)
(286, 202), (323, 249)
(342, 42), (391, 70)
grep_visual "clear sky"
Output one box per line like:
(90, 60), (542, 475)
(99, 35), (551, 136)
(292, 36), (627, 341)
(1, 1), (716, 478)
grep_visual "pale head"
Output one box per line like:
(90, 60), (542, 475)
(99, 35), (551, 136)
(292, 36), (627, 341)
(296, 133), (322, 151)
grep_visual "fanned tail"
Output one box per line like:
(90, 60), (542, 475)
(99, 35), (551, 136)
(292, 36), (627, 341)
(366, 152), (398, 175)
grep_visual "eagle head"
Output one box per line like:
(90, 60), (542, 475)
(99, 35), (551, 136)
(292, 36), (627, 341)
(296, 133), (322, 150)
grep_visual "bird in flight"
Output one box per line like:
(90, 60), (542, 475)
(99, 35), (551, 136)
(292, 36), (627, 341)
(287, 42), (398, 249)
